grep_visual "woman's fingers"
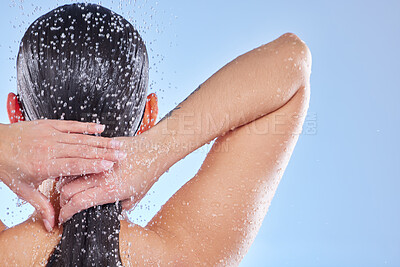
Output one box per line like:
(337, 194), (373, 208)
(52, 143), (127, 162)
(49, 120), (106, 134)
(59, 186), (118, 224)
(57, 175), (80, 191)
(45, 158), (114, 178)
(16, 183), (55, 232)
(60, 174), (101, 206)
(56, 133), (122, 149)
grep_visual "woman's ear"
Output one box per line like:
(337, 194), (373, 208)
(7, 93), (25, 123)
(136, 93), (158, 135)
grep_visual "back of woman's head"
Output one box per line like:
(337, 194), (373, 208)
(17, 2), (149, 137)
(16, 3), (149, 266)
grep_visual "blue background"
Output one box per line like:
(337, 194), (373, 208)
(0, 0), (399, 266)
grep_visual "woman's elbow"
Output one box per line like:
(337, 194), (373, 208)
(280, 32), (312, 79)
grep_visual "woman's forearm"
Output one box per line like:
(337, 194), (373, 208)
(148, 33), (311, 168)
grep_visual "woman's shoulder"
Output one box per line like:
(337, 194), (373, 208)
(0, 216), (62, 266)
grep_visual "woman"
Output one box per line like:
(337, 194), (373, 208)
(0, 3), (311, 266)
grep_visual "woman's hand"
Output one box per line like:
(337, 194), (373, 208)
(59, 164), (135, 224)
(58, 132), (172, 224)
(0, 120), (127, 231)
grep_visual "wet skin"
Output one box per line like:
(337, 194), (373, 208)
(0, 32), (311, 266)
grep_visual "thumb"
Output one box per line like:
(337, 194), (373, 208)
(17, 184), (55, 232)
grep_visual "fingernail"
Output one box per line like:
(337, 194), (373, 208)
(95, 124), (106, 132)
(115, 151), (127, 160)
(110, 140), (122, 149)
(101, 160), (114, 169)
(43, 219), (52, 232)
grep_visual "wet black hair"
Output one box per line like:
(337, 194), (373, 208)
(16, 3), (149, 266)
(17, 3), (148, 137)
